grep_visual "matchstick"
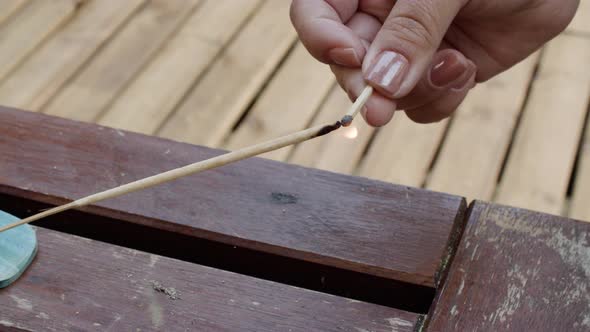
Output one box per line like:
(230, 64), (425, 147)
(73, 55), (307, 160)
(0, 86), (373, 233)
(341, 86), (373, 127)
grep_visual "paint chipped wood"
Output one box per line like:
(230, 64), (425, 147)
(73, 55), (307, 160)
(426, 201), (590, 331)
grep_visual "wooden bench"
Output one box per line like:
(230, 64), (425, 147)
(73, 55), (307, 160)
(1, 107), (588, 331)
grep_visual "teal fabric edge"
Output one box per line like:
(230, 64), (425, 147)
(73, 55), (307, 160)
(0, 211), (38, 288)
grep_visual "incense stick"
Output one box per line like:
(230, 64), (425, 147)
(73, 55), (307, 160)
(0, 86), (373, 233)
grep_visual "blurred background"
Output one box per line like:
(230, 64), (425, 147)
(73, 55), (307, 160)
(1, 0), (589, 219)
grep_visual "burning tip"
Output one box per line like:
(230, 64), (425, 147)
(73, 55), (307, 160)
(341, 115), (353, 127)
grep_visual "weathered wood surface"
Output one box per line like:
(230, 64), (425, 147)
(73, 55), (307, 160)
(0, 227), (419, 332)
(0, 1), (589, 220)
(427, 201), (590, 331)
(0, 107), (466, 288)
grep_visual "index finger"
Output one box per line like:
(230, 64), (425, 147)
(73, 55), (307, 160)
(290, 0), (365, 67)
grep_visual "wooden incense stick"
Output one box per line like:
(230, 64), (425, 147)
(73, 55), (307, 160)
(0, 86), (373, 233)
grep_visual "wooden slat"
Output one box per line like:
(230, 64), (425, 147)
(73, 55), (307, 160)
(0, 0), (78, 82)
(426, 55), (538, 200)
(158, 0), (298, 147)
(570, 114), (590, 221)
(97, 0), (262, 134)
(0, 0), (145, 110)
(495, 35), (590, 215)
(567, 0), (590, 34)
(427, 202), (590, 331)
(358, 114), (448, 187)
(0, 227), (419, 332)
(42, 0), (202, 122)
(224, 43), (334, 160)
(0, 107), (466, 288)
(0, 0), (28, 26)
(288, 86), (375, 174)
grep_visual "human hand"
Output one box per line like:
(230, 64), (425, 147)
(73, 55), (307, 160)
(291, 0), (579, 126)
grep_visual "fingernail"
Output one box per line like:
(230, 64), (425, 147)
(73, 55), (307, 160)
(364, 51), (409, 97)
(450, 64), (477, 91)
(429, 52), (469, 88)
(328, 48), (361, 67)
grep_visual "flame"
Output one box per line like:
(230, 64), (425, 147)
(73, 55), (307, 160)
(342, 125), (358, 139)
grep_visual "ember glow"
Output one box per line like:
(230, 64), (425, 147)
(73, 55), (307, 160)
(342, 126), (358, 139)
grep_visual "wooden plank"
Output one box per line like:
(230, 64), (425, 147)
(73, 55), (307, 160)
(0, 0), (78, 82)
(495, 35), (590, 215)
(570, 114), (590, 221)
(224, 43), (334, 160)
(426, 55), (538, 200)
(426, 202), (590, 331)
(1, 227), (419, 332)
(158, 0), (298, 147)
(97, 0), (262, 134)
(0, 107), (467, 288)
(358, 114), (448, 187)
(288, 86), (375, 174)
(42, 0), (202, 122)
(567, 0), (590, 34)
(0, 0), (145, 111)
(0, 0), (28, 26)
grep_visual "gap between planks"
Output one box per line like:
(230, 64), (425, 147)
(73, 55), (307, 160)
(0, 0), (145, 110)
(96, 0), (263, 135)
(494, 34), (590, 215)
(42, 0), (203, 122)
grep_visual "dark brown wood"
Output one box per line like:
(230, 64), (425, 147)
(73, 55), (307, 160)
(0, 106), (466, 288)
(427, 201), (590, 331)
(0, 227), (419, 332)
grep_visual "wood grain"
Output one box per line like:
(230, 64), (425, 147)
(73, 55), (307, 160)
(0, 227), (419, 332)
(98, 0), (262, 134)
(495, 35), (590, 214)
(158, 0), (298, 146)
(0, 107), (466, 288)
(426, 201), (590, 331)
(0, 0), (145, 110)
(0, 0), (78, 82)
(0, 0), (28, 26)
(288, 86), (375, 174)
(43, 0), (202, 122)
(426, 55), (539, 200)
(224, 43), (334, 160)
(358, 113), (448, 187)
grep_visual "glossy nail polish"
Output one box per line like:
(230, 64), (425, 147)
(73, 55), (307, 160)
(451, 69), (477, 92)
(328, 48), (361, 67)
(430, 52), (468, 88)
(450, 64), (477, 91)
(364, 51), (409, 97)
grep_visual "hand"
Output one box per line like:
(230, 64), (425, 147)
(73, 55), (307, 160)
(291, 0), (579, 126)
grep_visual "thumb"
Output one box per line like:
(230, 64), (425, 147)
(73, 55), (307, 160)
(363, 0), (464, 99)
